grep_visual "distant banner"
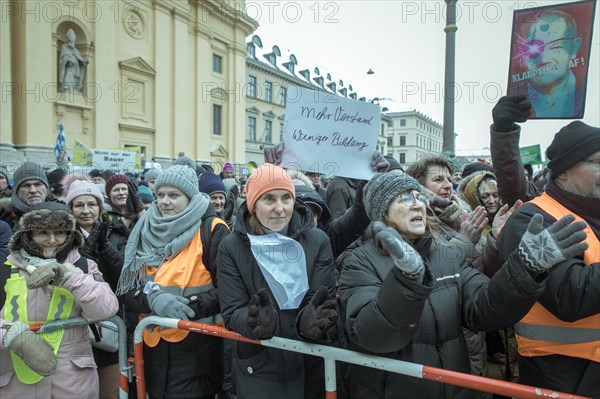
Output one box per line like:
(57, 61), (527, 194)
(281, 87), (381, 180)
(92, 149), (138, 172)
(520, 144), (543, 165)
(72, 139), (93, 165)
(507, 0), (596, 119)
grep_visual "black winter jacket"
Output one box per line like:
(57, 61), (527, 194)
(338, 230), (547, 399)
(218, 201), (339, 399)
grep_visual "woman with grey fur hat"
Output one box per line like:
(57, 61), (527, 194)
(0, 204), (118, 398)
(337, 172), (588, 399)
(117, 165), (230, 399)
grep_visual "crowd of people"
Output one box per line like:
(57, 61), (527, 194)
(0, 95), (598, 399)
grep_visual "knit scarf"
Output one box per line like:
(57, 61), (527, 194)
(116, 193), (210, 295)
(10, 193), (32, 216)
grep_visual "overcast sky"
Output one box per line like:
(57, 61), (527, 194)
(248, 0), (600, 157)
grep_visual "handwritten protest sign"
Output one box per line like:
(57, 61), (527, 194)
(92, 149), (138, 172)
(281, 87), (381, 180)
(507, 0), (596, 119)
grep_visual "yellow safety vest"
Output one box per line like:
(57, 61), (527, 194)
(3, 262), (75, 384)
(515, 193), (600, 362)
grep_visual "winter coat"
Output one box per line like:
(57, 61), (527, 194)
(326, 177), (358, 219)
(121, 207), (230, 398)
(218, 201), (339, 399)
(489, 125), (542, 206)
(0, 196), (60, 232)
(338, 230), (547, 399)
(497, 183), (600, 397)
(0, 249), (119, 398)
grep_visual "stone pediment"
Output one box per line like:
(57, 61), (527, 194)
(210, 143), (228, 157)
(119, 57), (156, 77)
(246, 106), (260, 114)
(262, 110), (276, 118)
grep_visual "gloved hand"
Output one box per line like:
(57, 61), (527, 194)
(222, 184), (239, 222)
(246, 288), (278, 340)
(147, 290), (196, 320)
(437, 201), (463, 230)
(126, 179), (145, 215)
(263, 142), (285, 166)
(28, 262), (76, 288)
(297, 286), (337, 341)
(518, 214), (588, 273)
(2, 321), (57, 376)
(492, 95), (532, 132)
(370, 151), (390, 173)
(96, 213), (111, 252)
(373, 221), (425, 280)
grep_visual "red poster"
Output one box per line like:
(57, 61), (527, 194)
(507, 0), (597, 119)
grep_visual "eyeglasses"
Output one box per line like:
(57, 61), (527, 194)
(31, 231), (69, 243)
(398, 192), (430, 207)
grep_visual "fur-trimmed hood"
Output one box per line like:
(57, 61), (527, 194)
(8, 208), (84, 258)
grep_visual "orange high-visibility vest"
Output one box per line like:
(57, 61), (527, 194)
(515, 192), (599, 362)
(143, 218), (227, 347)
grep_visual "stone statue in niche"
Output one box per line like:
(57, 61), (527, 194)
(58, 29), (88, 93)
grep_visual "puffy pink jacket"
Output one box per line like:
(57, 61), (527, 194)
(0, 249), (119, 398)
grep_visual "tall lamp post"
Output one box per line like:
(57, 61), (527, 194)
(442, 0), (458, 158)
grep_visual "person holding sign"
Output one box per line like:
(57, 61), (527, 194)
(217, 163), (341, 399)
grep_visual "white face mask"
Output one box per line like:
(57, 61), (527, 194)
(247, 233), (309, 310)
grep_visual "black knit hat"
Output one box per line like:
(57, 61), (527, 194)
(546, 121), (600, 179)
(384, 155), (404, 172)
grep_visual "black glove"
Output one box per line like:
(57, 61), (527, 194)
(222, 184), (239, 221)
(246, 288), (278, 340)
(96, 213), (111, 251)
(80, 221), (102, 260)
(126, 179), (145, 215)
(297, 286), (337, 341)
(492, 95), (532, 132)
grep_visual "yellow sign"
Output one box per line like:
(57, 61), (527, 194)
(72, 139), (93, 165)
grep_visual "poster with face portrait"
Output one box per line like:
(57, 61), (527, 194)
(507, 0), (596, 119)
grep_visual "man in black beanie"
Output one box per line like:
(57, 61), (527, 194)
(0, 162), (58, 231)
(493, 97), (599, 396)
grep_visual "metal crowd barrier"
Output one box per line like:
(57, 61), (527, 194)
(30, 315), (131, 399)
(133, 316), (590, 399)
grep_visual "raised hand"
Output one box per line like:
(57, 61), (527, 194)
(492, 95), (532, 132)
(373, 221), (424, 279)
(459, 206), (488, 244)
(491, 200), (523, 237)
(518, 214), (588, 273)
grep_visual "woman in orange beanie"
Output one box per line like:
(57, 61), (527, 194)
(218, 163), (342, 399)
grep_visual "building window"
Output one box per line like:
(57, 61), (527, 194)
(265, 81), (273, 102)
(212, 105), (222, 135)
(279, 87), (287, 106)
(247, 116), (256, 141)
(247, 75), (257, 98)
(398, 153), (406, 164)
(279, 123), (284, 142)
(399, 136), (406, 146)
(387, 119), (393, 127)
(387, 137), (393, 147)
(247, 44), (255, 57)
(400, 119), (406, 127)
(212, 54), (222, 74)
(264, 120), (273, 144)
